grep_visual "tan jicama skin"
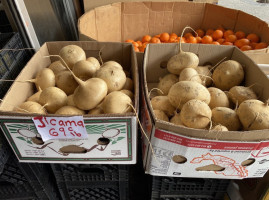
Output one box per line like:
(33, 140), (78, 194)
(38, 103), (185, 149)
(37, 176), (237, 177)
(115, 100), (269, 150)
(102, 61), (123, 69)
(72, 60), (99, 81)
(179, 68), (202, 84)
(212, 107), (242, 131)
(167, 26), (199, 75)
(94, 65), (126, 93)
(208, 87), (230, 109)
(122, 77), (134, 91)
(168, 81), (211, 109)
(54, 53), (108, 111)
(211, 124), (228, 131)
(151, 96), (176, 117)
(153, 109), (169, 122)
(88, 107), (104, 115)
(59, 45), (86, 69)
(27, 87), (42, 102)
(14, 101), (46, 114)
(48, 60), (66, 75)
(195, 65), (212, 87)
(73, 78), (108, 110)
(67, 94), (75, 106)
(180, 99), (212, 129)
(170, 112), (184, 126)
(157, 73), (178, 96)
(55, 106), (85, 115)
(237, 99), (269, 130)
(34, 68), (55, 90)
(120, 89), (134, 99)
(228, 86), (258, 105)
(39, 87), (67, 113)
(102, 91), (132, 114)
(212, 60), (244, 91)
(86, 57), (100, 71)
(56, 71), (79, 95)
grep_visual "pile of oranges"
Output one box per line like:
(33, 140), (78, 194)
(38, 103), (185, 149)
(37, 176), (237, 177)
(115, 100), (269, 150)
(125, 28), (268, 53)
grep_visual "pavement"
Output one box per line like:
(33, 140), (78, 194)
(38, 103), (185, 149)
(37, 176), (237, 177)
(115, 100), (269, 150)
(218, 0), (269, 23)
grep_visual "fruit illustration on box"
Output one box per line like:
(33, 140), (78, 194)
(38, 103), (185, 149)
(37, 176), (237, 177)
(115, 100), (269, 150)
(191, 153), (248, 177)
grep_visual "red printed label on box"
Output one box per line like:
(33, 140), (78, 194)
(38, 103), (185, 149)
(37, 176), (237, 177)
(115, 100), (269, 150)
(154, 129), (269, 150)
(32, 116), (88, 141)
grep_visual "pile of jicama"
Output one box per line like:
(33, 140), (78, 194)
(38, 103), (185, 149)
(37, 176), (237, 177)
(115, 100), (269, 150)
(150, 29), (269, 131)
(14, 45), (134, 115)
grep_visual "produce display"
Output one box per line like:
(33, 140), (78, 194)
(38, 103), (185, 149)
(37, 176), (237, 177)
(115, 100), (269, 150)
(126, 27), (268, 52)
(149, 28), (269, 131)
(13, 45), (134, 115)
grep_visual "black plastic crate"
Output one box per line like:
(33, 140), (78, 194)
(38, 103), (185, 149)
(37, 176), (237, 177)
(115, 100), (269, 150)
(0, 32), (31, 98)
(0, 154), (60, 200)
(150, 176), (230, 200)
(0, 132), (11, 174)
(51, 164), (130, 200)
(0, 10), (12, 33)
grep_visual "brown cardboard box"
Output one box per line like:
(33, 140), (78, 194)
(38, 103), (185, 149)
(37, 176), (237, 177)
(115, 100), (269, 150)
(83, 0), (218, 12)
(0, 41), (139, 164)
(141, 43), (269, 179)
(78, 2), (269, 64)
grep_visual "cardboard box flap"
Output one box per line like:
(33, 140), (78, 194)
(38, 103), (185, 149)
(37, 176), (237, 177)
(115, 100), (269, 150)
(201, 4), (238, 31)
(79, 3), (122, 42)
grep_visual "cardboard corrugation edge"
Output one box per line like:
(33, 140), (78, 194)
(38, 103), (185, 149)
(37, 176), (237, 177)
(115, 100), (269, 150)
(142, 43), (269, 142)
(0, 41), (139, 117)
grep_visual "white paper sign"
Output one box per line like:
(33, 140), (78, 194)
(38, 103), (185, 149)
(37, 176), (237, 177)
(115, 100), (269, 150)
(32, 116), (88, 141)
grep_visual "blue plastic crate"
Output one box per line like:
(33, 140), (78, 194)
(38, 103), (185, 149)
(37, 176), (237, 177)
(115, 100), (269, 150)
(0, 32), (31, 98)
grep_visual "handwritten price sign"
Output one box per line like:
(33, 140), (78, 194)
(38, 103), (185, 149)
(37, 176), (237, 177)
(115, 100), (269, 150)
(32, 116), (88, 141)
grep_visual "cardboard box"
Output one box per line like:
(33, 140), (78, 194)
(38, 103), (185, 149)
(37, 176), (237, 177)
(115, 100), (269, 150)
(141, 43), (269, 179)
(82, 0), (218, 12)
(0, 41), (139, 164)
(78, 2), (269, 64)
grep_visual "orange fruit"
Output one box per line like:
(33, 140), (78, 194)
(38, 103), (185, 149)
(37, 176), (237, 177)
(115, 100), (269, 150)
(132, 42), (139, 48)
(234, 38), (250, 48)
(184, 32), (194, 39)
(196, 36), (202, 43)
(235, 31), (246, 39)
(206, 29), (214, 36)
(224, 30), (234, 39)
(246, 33), (260, 43)
(178, 37), (186, 43)
(217, 38), (225, 44)
(196, 29), (205, 37)
(170, 33), (178, 38)
(160, 32), (170, 42)
(125, 39), (134, 43)
(168, 35), (178, 43)
(142, 35), (152, 43)
(211, 41), (220, 45)
(202, 35), (213, 44)
(154, 34), (161, 38)
(134, 46), (139, 52)
(222, 42), (233, 45)
(250, 42), (257, 49)
(150, 37), (161, 43)
(240, 45), (252, 51)
(187, 36), (197, 43)
(136, 41), (142, 47)
(225, 34), (237, 43)
(255, 42), (268, 49)
(212, 30), (224, 40)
